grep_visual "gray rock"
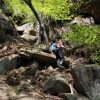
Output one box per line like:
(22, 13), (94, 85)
(25, 61), (39, 76)
(0, 14), (13, 30)
(43, 72), (72, 95)
(19, 48), (70, 68)
(16, 22), (34, 33)
(0, 54), (18, 74)
(71, 64), (100, 100)
(20, 34), (37, 43)
(70, 17), (94, 25)
(0, 14), (14, 43)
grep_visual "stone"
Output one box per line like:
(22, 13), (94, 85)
(20, 34), (37, 43)
(0, 54), (18, 74)
(25, 61), (39, 76)
(71, 64), (100, 100)
(19, 48), (70, 68)
(43, 72), (72, 95)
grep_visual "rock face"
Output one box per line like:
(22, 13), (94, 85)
(20, 34), (37, 43)
(85, 0), (100, 24)
(17, 22), (37, 44)
(73, 0), (100, 23)
(19, 48), (70, 68)
(0, 54), (18, 74)
(71, 64), (100, 100)
(25, 61), (39, 76)
(0, 14), (13, 43)
(17, 22), (36, 34)
(70, 17), (94, 25)
(43, 72), (71, 95)
(6, 61), (39, 86)
(0, 14), (13, 30)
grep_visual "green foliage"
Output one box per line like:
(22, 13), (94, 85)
(33, 0), (75, 20)
(0, 9), (2, 13)
(63, 24), (100, 63)
(91, 51), (100, 64)
(4, 0), (77, 24)
(4, 0), (37, 24)
(63, 24), (100, 46)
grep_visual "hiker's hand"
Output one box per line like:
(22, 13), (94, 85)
(62, 46), (66, 50)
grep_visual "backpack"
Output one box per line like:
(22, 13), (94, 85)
(51, 43), (58, 54)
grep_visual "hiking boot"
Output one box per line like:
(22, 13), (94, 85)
(57, 59), (65, 70)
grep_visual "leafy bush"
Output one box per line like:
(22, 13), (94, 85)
(63, 24), (100, 63)
(64, 24), (100, 46)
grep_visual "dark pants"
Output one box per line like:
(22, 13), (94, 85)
(53, 48), (64, 68)
(57, 48), (64, 61)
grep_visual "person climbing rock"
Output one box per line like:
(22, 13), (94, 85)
(51, 38), (65, 69)
(57, 37), (66, 69)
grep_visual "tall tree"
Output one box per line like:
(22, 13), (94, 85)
(4, 0), (50, 49)
(23, 0), (49, 49)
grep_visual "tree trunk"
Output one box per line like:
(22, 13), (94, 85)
(23, 0), (49, 49)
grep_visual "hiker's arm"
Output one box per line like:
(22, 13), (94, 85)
(61, 45), (67, 52)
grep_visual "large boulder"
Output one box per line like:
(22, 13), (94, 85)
(24, 61), (39, 76)
(0, 14), (13, 43)
(70, 17), (94, 25)
(73, 0), (100, 24)
(43, 72), (72, 95)
(71, 64), (100, 100)
(0, 14), (13, 30)
(16, 22), (36, 34)
(6, 61), (39, 86)
(20, 33), (37, 43)
(19, 48), (70, 68)
(0, 54), (18, 74)
(83, 0), (100, 24)
(17, 23), (37, 43)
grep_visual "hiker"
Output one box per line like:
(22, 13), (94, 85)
(51, 39), (65, 69)
(57, 37), (66, 66)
